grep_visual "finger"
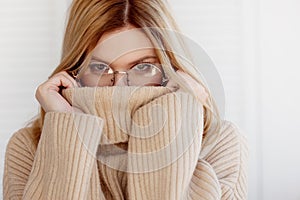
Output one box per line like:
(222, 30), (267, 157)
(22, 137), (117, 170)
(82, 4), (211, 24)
(60, 73), (78, 88)
(61, 71), (79, 87)
(165, 76), (180, 92)
(166, 70), (208, 103)
(47, 74), (76, 91)
(176, 71), (209, 103)
(52, 71), (78, 87)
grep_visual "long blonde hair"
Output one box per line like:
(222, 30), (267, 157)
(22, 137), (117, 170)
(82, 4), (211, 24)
(30, 0), (221, 146)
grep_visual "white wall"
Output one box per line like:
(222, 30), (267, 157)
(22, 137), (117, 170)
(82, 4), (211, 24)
(0, 0), (300, 199)
(172, 0), (300, 199)
(171, 1), (261, 198)
(0, 0), (68, 197)
(259, 0), (300, 199)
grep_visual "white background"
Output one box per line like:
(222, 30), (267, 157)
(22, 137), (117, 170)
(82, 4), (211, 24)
(0, 0), (300, 199)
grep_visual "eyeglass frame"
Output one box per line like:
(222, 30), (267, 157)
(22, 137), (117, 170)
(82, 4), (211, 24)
(69, 61), (170, 87)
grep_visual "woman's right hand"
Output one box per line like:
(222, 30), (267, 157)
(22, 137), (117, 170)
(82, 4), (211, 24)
(35, 71), (82, 113)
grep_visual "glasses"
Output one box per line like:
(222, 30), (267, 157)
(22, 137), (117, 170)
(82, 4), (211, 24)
(71, 61), (169, 87)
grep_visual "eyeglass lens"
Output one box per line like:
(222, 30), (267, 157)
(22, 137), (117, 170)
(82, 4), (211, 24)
(75, 62), (167, 87)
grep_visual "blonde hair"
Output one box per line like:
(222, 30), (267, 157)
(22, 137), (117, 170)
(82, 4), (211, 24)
(29, 0), (221, 146)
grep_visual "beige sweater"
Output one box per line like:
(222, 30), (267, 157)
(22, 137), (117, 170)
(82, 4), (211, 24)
(3, 87), (248, 200)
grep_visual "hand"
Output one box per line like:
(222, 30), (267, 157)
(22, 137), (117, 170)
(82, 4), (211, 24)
(166, 70), (208, 103)
(35, 71), (83, 113)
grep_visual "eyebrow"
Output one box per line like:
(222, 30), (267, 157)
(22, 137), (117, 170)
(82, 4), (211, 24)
(91, 55), (158, 66)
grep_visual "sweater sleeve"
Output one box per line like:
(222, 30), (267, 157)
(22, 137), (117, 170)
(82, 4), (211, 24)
(3, 112), (104, 200)
(126, 91), (248, 200)
(127, 91), (204, 200)
(194, 121), (249, 200)
(3, 127), (36, 200)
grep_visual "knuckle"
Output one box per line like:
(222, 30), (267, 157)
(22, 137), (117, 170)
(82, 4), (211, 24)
(60, 71), (69, 76)
(36, 82), (48, 95)
(35, 86), (42, 99)
(53, 71), (65, 78)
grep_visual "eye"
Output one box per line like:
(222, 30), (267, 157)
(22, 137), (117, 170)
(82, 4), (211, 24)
(132, 63), (155, 72)
(89, 61), (109, 74)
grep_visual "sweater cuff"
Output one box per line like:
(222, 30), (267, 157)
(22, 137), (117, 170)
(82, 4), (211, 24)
(22, 112), (104, 199)
(43, 111), (104, 157)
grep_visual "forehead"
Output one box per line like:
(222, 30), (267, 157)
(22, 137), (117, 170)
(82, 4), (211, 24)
(92, 28), (155, 64)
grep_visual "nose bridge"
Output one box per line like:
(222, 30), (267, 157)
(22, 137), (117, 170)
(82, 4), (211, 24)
(112, 71), (128, 86)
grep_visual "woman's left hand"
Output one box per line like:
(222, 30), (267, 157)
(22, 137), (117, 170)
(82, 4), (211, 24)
(166, 70), (208, 103)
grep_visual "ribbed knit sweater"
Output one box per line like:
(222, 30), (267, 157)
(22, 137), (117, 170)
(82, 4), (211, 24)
(3, 87), (248, 200)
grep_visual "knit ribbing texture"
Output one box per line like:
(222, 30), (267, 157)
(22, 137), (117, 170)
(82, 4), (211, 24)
(3, 87), (248, 199)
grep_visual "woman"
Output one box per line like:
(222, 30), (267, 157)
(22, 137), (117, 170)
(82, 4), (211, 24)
(3, 0), (248, 199)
